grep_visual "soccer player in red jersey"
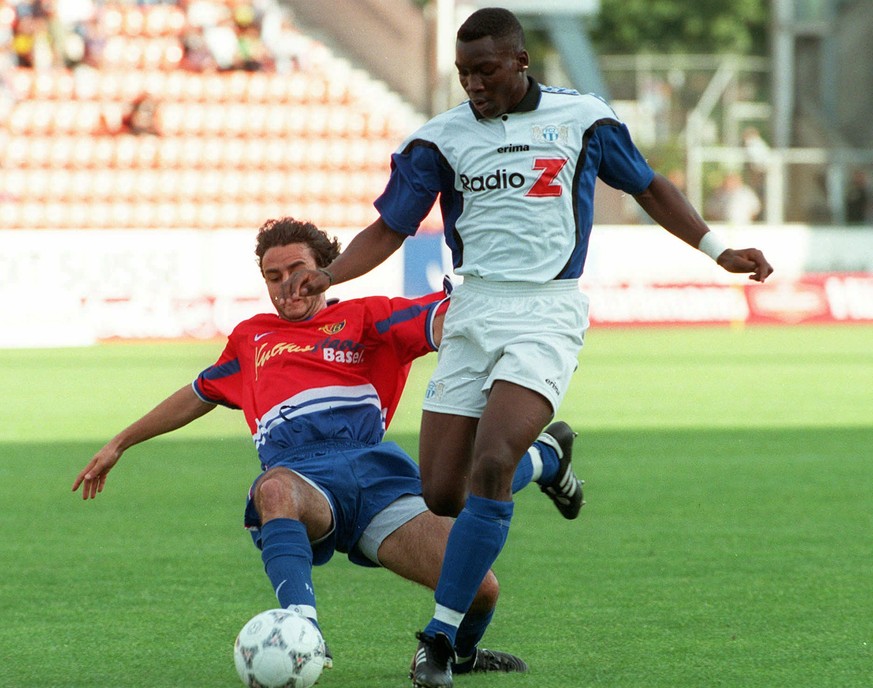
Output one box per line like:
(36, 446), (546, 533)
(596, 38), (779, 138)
(73, 217), (580, 677)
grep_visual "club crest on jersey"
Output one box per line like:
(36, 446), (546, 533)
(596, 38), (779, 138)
(532, 125), (569, 144)
(319, 320), (346, 335)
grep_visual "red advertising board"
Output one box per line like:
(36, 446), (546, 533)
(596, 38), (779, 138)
(584, 274), (873, 327)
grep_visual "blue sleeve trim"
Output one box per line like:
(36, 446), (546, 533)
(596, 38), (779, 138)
(589, 119), (655, 194)
(374, 140), (452, 235)
(192, 358), (242, 409)
(424, 297), (449, 350)
(374, 304), (427, 334)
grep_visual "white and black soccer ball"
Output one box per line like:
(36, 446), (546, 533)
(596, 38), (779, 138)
(234, 609), (326, 688)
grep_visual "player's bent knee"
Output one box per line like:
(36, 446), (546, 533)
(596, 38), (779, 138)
(471, 454), (517, 496)
(421, 486), (465, 518)
(253, 468), (301, 517)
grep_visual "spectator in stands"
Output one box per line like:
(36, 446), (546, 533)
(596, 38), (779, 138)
(845, 169), (870, 224)
(260, 11), (305, 73)
(0, 47), (15, 126)
(12, 13), (52, 68)
(179, 25), (217, 71)
(80, 14), (106, 68)
(742, 126), (769, 198)
(203, 14), (239, 70)
(237, 23), (268, 71)
(121, 93), (160, 136)
(805, 171), (832, 224)
(706, 171), (762, 224)
(48, 0), (95, 68)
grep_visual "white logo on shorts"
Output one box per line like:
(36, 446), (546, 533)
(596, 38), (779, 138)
(426, 381), (445, 401)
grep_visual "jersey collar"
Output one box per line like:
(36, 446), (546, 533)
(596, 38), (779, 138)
(468, 76), (542, 120)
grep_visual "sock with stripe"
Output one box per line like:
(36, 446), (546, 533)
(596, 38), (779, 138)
(511, 440), (560, 493)
(259, 517), (320, 629)
(423, 494), (514, 644)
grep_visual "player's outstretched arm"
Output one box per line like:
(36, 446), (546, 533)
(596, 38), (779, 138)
(280, 217), (407, 302)
(72, 385), (215, 500)
(634, 174), (773, 282)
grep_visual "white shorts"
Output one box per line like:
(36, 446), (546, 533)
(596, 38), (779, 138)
(422, 276), (589, 418)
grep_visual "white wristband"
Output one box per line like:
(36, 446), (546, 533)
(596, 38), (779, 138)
(698, 231), (729, 261)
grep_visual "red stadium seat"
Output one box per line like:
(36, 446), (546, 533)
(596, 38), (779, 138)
(9, 69), (33, 99)
(1, 136), (28, 168)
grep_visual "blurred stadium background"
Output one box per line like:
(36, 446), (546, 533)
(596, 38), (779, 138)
(1, 0), (872, 346)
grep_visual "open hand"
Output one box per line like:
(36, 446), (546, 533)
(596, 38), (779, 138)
(72, 445), (122, 499)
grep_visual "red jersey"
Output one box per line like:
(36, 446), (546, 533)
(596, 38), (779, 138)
(193, 292), (447, 467)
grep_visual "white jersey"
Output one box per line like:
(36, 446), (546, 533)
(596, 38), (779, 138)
(375, 78), (655, 283)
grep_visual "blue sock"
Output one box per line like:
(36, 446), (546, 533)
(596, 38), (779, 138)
(536, 439), (560, 485)
(259, 518), (319, 626)
(511, 440), (560, 493)
(511, 452), (534, 493)
(424, 495), (514, 644)
(454, 608), (494, 660)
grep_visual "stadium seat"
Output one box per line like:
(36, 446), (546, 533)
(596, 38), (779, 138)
(176, 201), (198, 228)
(87, 137), (115, 169)
(1, 5), (428, 231)
(2, 136), (28, 168)
(134, 136), (160, 168)
(0, 202), (18, 227)
(9, 69), (33, 99)
(245, 72), (269, 102)
(0, 170), (24, 198)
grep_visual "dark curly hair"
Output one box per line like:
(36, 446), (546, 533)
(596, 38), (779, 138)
(254, 217), (341, 271)
(457, 7), (524, 50)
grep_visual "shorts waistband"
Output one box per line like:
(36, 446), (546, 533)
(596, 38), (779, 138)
(459, 275), (581, 296)
(261, 439), (372, 468)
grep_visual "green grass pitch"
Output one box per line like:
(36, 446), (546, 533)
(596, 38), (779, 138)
(2, 324), (872, 687)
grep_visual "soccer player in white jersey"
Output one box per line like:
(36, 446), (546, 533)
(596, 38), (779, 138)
(284, 8), (774, 688)
(72, 217), (582, 679)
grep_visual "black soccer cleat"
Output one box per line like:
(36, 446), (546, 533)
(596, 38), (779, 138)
(538, 420), (585, 519)
(410, 631), (455, 688)
(453, 647), (529, 675)
(323, 641), (333, 670)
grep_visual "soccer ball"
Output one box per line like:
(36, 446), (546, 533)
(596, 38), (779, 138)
(234, 609), (326, 688)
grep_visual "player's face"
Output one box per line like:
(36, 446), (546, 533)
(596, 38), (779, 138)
(261, 243), (326, 321)
(455, 35), (529, 119)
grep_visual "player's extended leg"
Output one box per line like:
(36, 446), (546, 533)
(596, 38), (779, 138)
(376, 510), (528, 679)
(534, 420), (586, 519)
(253, 467), (333, 629)
(412, 382), (552, 688)
(418, 411), (583, 518)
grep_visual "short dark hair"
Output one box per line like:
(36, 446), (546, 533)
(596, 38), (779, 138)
(254, 217), (341, 270)
(457, 7), (524, 50)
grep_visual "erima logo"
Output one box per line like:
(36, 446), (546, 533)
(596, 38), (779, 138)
(496, 144), (530, 154)
(460, 169), (525, 192)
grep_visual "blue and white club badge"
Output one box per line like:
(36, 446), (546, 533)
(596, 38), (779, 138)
(532, 124), (569, 144)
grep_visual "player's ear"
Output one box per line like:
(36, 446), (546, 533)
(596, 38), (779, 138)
(517, 49), (530, 72)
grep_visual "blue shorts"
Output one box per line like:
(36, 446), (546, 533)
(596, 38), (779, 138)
(244, 440), (423, 568)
